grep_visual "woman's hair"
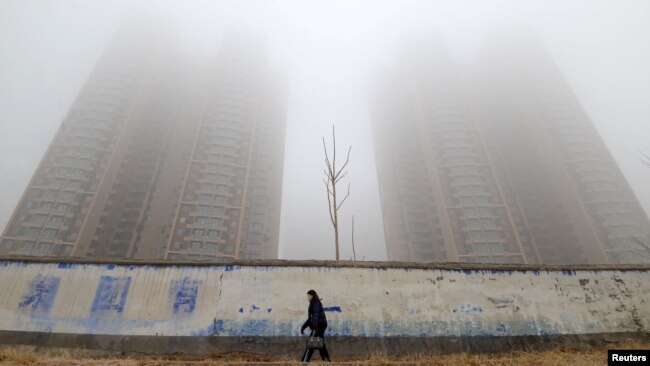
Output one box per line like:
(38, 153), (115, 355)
(307, 289), (320, 301)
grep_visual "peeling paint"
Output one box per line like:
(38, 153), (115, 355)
(0, 261), (647, 338)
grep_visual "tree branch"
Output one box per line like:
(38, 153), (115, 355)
(639, 150), (650, 168)
(335, 171), (348, 184)
(336, 182), (351, 210)
(335, 146), (352, 178)
(323, 179), (335, 226)
(332, 125), (336, 173)
(323, 138), (334, 178)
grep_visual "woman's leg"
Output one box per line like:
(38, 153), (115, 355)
(302, 347), (314, 362)
(301, 329), (315, 362)
(316, 323), (331, 361)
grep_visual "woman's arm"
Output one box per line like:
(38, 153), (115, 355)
(301, 303), (313, 333)
(309, 301), (322, 325)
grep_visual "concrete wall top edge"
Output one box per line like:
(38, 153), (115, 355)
(1, 255), (649, 271)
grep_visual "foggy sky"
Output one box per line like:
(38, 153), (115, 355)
(1, 0), (649, 261)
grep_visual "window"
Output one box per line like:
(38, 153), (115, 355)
(481, 219), (497, 229)
(1, 239), (16, 251)
(48, 216), (63, 227)
(32, 214), (48, 226)
(55, 203), (69, 213)
(26, 228), (41, 239)
(192, 229), (204, 238)
(50, 178), (64, 188)
(64, 179), (82, 190)
(20, 241), (36, 254)
(43, 189), (58, 200)
(189, 241), (201, 253)
(467, 219), (481, 229)
(210, 218), (222, 227)
(197, 205), (210, 215)
(479, 207), (492, 217)
(201, 183), (215, 192)
(36, 243), (52, 255)
(486, 231), (502, 241)
(204, 243), (217, 255)
(172, 241), (187, 250)
(253, 195), (267, 205)
(474, 244), (490, 254)
(41, 229), (59, 240)
(489, 243), (504, 253)
(207, 230), (219, 240)
(57, 191), (76, 202)
(469, 231), (486, 242)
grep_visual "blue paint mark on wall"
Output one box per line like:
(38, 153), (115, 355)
(250, 304), (260, 312)
(210, 318), (565, 338)
(323, 306), (342, 313)
(19, 275), (60, 314)
(91, 276), (131, 314)
(170, 277), (201, 314)
(57, 263), (74, 269)
(453, 303), (483, 314)
(267, 308), (272, 313)
(238, 307), (244, 313)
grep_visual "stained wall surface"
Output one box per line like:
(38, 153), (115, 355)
(1, 260), (647, 342)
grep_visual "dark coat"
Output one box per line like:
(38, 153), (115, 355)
(301, 299), (327, 331)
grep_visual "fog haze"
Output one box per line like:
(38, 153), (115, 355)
(1, 0), (649, 261)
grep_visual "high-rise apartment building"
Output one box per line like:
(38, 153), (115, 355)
(0, 23), (287, 261)
(476, 33), (650, 264)
(371, 34), (650, 264)
(161, 32), (287, 261)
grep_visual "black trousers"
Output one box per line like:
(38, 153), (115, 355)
(301, 323), (331, 362)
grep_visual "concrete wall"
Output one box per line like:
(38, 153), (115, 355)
(0, 259), (648, 354)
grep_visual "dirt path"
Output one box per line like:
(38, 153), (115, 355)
(2, 342), (648, 365)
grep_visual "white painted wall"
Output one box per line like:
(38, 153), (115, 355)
(0, 261), (647, 337)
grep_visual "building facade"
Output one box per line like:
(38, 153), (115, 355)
(372, 34), (650, 264)
(0, 24), (287, 261)
(475, 33), (650, 264)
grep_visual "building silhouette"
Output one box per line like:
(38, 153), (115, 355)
(371, 34), (650, 264)
(0, 22), (287, 261)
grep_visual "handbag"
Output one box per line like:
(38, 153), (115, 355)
(305, 336), (324, 349)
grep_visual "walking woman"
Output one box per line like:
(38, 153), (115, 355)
(300, 289), (331, 362)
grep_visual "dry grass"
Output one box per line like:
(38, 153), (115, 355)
(1, 342), (648, 365)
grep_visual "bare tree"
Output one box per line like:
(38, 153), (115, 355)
(322, 125), (351, 260)
(351, 215), (357, 261)
(640, 150), (650, 168)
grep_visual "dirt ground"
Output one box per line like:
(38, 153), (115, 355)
(1, 342), (648, 365)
